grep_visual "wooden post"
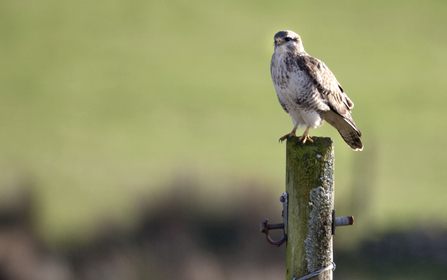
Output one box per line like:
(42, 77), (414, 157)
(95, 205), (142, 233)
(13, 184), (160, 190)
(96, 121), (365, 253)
(285, 137), (334, 280)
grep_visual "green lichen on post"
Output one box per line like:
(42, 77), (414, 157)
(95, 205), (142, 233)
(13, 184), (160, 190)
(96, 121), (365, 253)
(285, 136), (334, 280)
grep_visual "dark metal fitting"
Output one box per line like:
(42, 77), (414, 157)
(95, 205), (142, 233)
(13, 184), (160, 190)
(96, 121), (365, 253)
(260, 219), (287, 246)
(260, 192), (288, 246)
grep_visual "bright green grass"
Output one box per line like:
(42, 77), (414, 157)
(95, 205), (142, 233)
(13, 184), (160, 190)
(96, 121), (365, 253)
(1, 0), (447, 244)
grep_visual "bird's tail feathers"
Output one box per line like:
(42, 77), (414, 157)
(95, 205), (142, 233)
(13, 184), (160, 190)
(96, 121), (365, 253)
(324, 111), (363, 151)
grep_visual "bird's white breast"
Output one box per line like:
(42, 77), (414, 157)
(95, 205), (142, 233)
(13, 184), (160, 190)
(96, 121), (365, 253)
(271, 52), (326, 129)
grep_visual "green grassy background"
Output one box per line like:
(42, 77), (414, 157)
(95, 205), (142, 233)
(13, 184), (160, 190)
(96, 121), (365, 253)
(1, 0), (447, 249)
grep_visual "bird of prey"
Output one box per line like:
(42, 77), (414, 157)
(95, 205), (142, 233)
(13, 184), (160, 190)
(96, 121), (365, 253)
(270, 30), (363, 151)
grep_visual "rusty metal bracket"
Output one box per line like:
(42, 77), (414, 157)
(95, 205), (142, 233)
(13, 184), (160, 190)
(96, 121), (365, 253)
(260, 192), (288, 246)
(331, 209), (354, 235)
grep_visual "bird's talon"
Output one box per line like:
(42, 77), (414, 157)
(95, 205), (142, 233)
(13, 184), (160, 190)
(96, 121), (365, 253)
(278, 135), (288, 143)
(279, 132), (296, 143)
(297, 134), (312, 145)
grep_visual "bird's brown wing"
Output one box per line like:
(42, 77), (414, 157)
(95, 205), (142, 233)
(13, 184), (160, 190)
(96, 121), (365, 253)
(296, 55), (363, 150)
(296, 55), (353, 109)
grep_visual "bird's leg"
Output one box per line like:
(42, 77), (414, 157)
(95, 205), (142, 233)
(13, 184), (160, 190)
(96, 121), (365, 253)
(279, 125), (298, 143)
(298, 126), (313, 144)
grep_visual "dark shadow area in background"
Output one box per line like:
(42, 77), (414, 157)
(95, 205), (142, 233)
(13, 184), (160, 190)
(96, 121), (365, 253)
(0, 184), (445, 280)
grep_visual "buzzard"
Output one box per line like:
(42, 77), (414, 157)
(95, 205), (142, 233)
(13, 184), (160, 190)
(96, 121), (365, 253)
(270, 30), (363, 151)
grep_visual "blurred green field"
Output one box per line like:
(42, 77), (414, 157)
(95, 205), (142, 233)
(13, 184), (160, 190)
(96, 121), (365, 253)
(1, 0), (447, 248)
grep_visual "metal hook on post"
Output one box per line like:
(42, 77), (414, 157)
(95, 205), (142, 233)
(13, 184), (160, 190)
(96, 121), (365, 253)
(260, 219), (287, 246)
(260, 192), (288, 247)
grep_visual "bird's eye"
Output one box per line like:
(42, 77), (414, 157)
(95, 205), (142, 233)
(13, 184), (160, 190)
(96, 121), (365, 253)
(284, 37), (292, 42)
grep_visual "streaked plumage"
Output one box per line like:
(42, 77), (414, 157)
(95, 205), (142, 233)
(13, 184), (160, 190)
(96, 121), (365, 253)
(270, 30), (363, 151)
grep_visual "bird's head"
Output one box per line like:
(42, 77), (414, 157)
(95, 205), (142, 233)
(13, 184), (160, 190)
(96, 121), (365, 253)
(273, 30), (305, 54)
